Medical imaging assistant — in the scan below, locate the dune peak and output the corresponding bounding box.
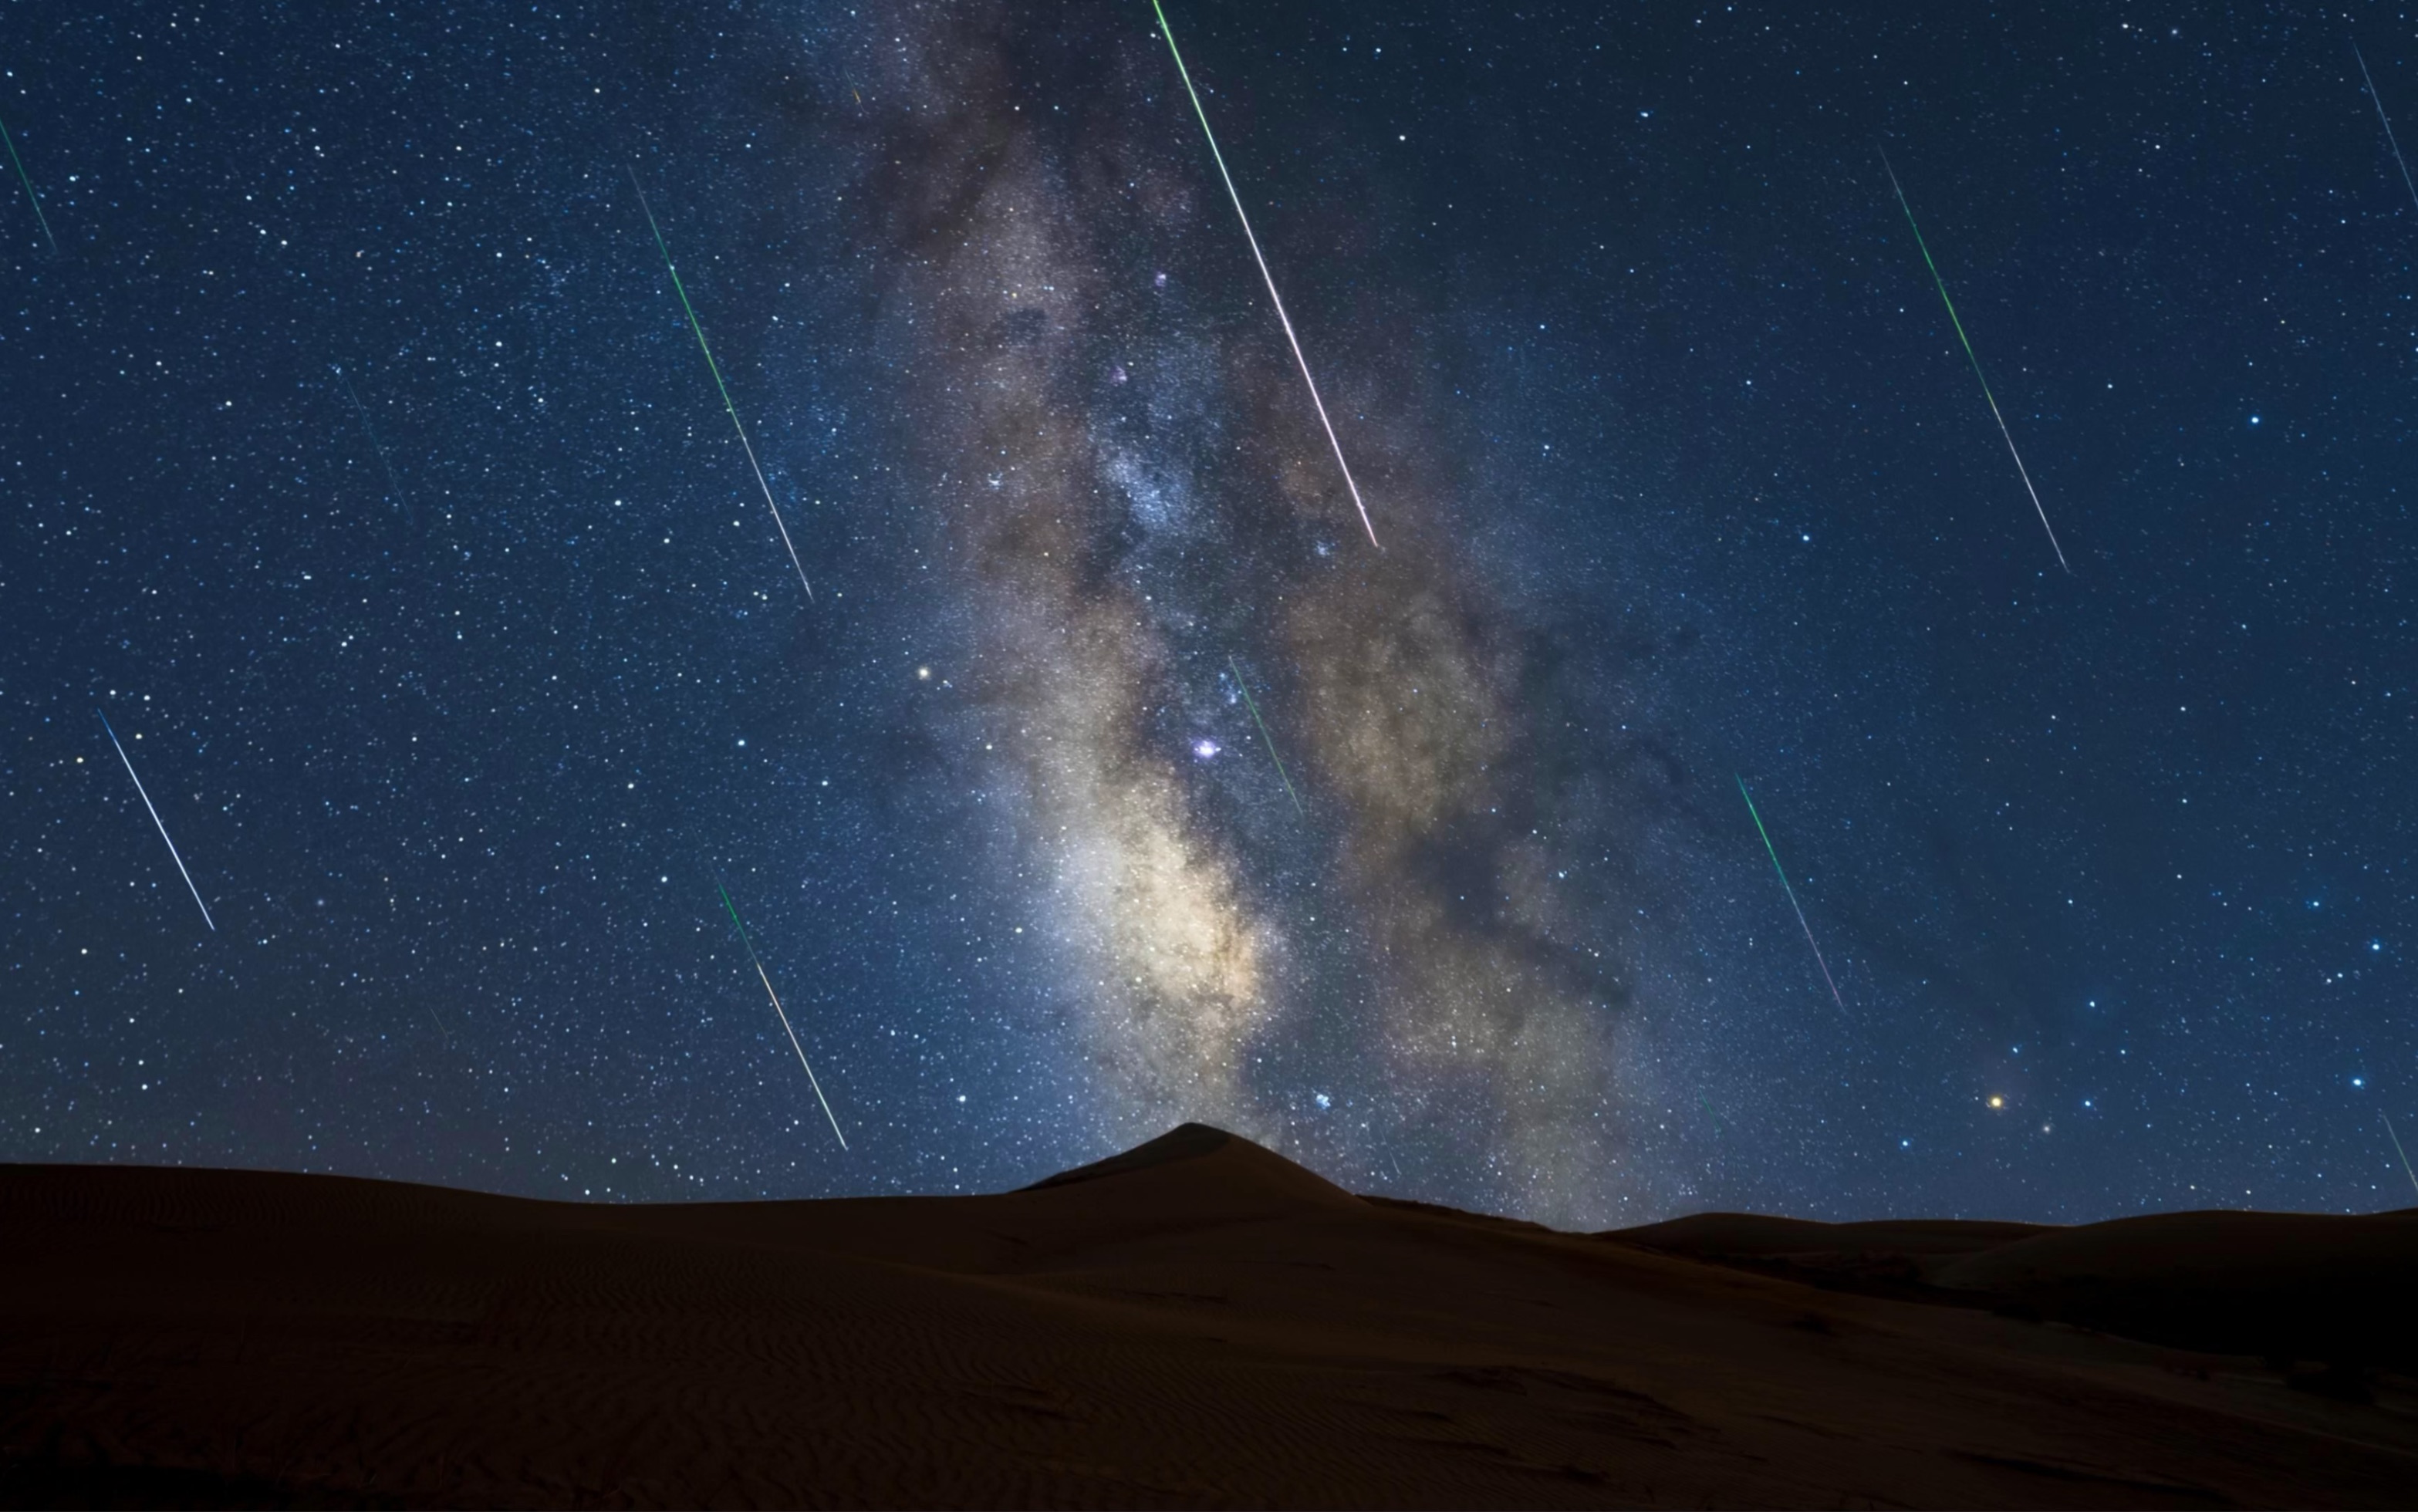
[1022,1122,1235,1190]
[1018,1123,1360,1214]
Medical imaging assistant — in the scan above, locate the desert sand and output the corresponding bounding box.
[5,1124,2415,1507]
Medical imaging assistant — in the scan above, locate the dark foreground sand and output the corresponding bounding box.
[5,1125,2416,1507]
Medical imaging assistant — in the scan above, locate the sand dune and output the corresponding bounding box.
[1616,1204,2418,1369]
[5,1126,2416,1507]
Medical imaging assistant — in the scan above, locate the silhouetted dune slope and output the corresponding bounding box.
[6,1135,2417,1508]
[1934,1209,2418,1364]
[1612,1205,2418,1368]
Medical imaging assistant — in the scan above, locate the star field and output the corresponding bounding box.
[5,2,2417,1227]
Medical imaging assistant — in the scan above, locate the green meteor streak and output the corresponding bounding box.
[715,871,848,1151]
[1738,776,1847,1013]
[1880,149,2069,574]
[0,111,57,255]
[1697,1090,1727,1136]
[630,168,815,602]
[1152,0,1380,549]
[2385,1111,2418,1202]
[1229,656,1304,817]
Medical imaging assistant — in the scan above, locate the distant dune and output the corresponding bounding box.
[1617,1203,2418,1369]
[5,1126,2416,1507]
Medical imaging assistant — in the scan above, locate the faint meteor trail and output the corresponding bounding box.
[1737,775,1845,1013]
[1229,656,1304,816]
[2353,42,2418,218]
[331,365,411,515]
[714,872,847,1150]
[630,167,816,602]
[1880,149,2069,574]
[0,112,56,255]
[1153,0,1380,550]
[98,711,214,933]
[2386,1111,2418,1201]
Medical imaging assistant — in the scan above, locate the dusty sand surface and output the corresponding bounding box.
[6,1125,2416,1507]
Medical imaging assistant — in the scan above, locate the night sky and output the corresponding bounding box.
[7,2,2418,1230]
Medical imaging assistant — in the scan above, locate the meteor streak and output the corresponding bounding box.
[1737,775,1845,1014]
[1881,149,2069,574]
[630,168,815,602]
[332,365,411,516]
[99,711,214,933]
[2353,42,2418,218]
[714,872,847,1150]
[1229,656,1304,816]
[0,112,56,255]
[1153,0,1380,550]
[2386,1111,2418,1201]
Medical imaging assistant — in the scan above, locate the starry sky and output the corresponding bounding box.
[6,1,2418,1229]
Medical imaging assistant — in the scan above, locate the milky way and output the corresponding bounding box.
[800,2,1708,1223]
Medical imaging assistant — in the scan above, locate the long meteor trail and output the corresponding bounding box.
[1881,149,2069,574]
[630,168,815,602]
[99,711,214,933]
[332,365,411,516]
[1229,656,1304,816]
[2354,42,2418,218]
[715,872,847,1150]
[1737,775,1845,1013]
[1153,0,1380,550]
[0,112,56,255]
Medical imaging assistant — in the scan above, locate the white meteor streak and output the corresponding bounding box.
[1882,148,2069,574]
[749,957,847,1151]
[99,711,214,932]
[2354,42,2418,218]
[630,168,816,602]
[332,364,412,516]
[1153,0,1381,550]
[2386,1111,2418,1202]
[717,874,847,1151]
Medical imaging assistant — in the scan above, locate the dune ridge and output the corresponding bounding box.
[5,1131,2416,1507]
